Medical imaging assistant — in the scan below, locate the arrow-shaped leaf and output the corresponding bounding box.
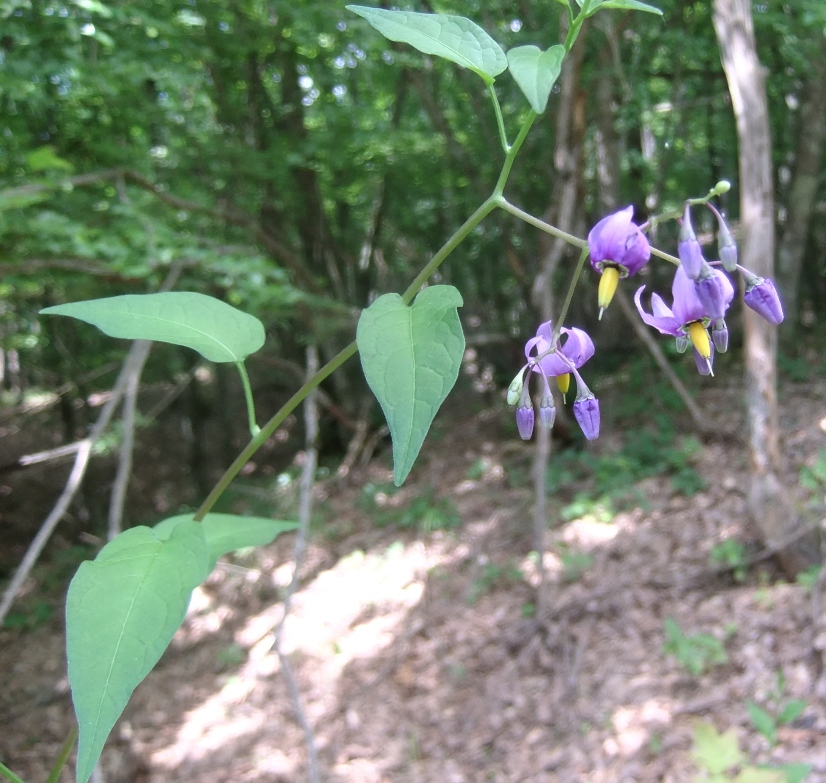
[153,513,298,571]
[41,292,265,363]
[507,44,565,113]
[67,521,209,783]
[346,5,507,84]
[357,285,465,486]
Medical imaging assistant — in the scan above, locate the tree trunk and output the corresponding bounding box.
[775,37,826,331]
[713,0,818,574]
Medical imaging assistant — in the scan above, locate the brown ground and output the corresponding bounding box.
[2,373,826,783]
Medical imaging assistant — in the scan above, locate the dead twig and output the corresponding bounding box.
[271,345,321,783]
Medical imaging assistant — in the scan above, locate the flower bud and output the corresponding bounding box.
[516,402,535,440]
[675,335,690,354]
[695,264,728,321]
[717,217,738,272]
[507,368,526,406]
[712,319,729,353]
[573,394,600,441]
[743,275,784,325]
[539,390,556,430]
[712,180,731,195]
[678,205,704,280]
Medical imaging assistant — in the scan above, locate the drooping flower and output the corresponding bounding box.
[678,204,705,280]
[516,399,535,440]
[742,270,784,325]
[524,321,595,383]
[634,264,733,374]
[588,205,651,318]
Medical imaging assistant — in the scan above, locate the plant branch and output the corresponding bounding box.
[488,84,511,153]
[235,361,260,436]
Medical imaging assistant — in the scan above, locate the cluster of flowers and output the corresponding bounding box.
[511,198,784,442]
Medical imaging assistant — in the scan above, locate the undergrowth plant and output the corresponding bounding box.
[0,3,793,782]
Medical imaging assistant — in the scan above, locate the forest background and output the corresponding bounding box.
[3,0,826,782]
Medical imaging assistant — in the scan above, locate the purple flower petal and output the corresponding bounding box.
[634,286,680,336]
[671,264,708,326]
[526,324,595,377]
[693,343,715,375]
[588,206,651,277]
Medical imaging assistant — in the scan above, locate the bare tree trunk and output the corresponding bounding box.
[713,0,818,574]
[776,37,826,331]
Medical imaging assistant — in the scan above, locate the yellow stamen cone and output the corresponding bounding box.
[687,321,711,358]
[556,373,570,403]
[598,266,620,320]
[688,321,714,375]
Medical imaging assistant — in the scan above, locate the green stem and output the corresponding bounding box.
[496,198,588,249]
[488,83,510,153]
[236,361,260,437]
[45,727,78,783]
[651,246,680,266]
[552,246,590,346]
[0,762,27,783]
[194,342,357,521]
[492,111,537,197]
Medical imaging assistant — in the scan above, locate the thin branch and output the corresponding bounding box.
[106,341,151,542]
[614,286,708,432]
[271,345,321,783]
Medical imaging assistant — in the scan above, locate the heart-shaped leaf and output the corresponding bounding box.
[153,513,298,571]
[346,5,506,84]
[67,521,210,783]
[595,0,663,15]
[357,285,464,486]
[507,45,565,113]
[41,292,265,362]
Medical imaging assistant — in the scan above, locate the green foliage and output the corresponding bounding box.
[663,617,727,675]
[357,285,465,486]
[690,721,812,783]
[2,601,53,631]
[468,561,524,603]
[506,45,565,113]
[558,546,594,581]
[41,293,266,363]
[746,671,808,747]
[346,6,508,85]
[798,449,826,509]
[152,513,298,571]
[67,521,210,783]
[710,538,749,582]
[795,565,821,591]
[360,484,461,534]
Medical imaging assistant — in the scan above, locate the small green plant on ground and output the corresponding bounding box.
[468,562,524,604]
[795,565,820,591]
[710,538,749,581]
[798,448,826,509]
[558,546,594,581]
[663,617,728,675]
[691,721,812,783]
[746,672,807,747]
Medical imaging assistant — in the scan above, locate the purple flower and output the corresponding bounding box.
[524,321,594,378]
[634,264,732,374]
[589,206,651,276]
[678,205,705,280]
[588,206,651,317]
[694,344,715,376]
[743,274,784,325]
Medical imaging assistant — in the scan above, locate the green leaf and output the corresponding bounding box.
[747,701,777,744]
[734,768,785,783]
[357,285,465,486]
[777,700,806,725]
[506,45,565,113]
[153,513,298,571]
[771,763,814,783]
[691,721,743,775]
[595,0,664,15]
[26,145,74,173]
[346,5,507,84]
[66,521,209,783]
[40,292,265,363]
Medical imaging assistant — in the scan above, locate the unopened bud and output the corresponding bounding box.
[675,335,691,354]
[539,391,556,430]
[507,369,526,406]
[516,402,535,440]
[712,319,729,353]
[712,180,731,195]
[743,274,784,325]
[695,264,728,321]
[678,205,704,280]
